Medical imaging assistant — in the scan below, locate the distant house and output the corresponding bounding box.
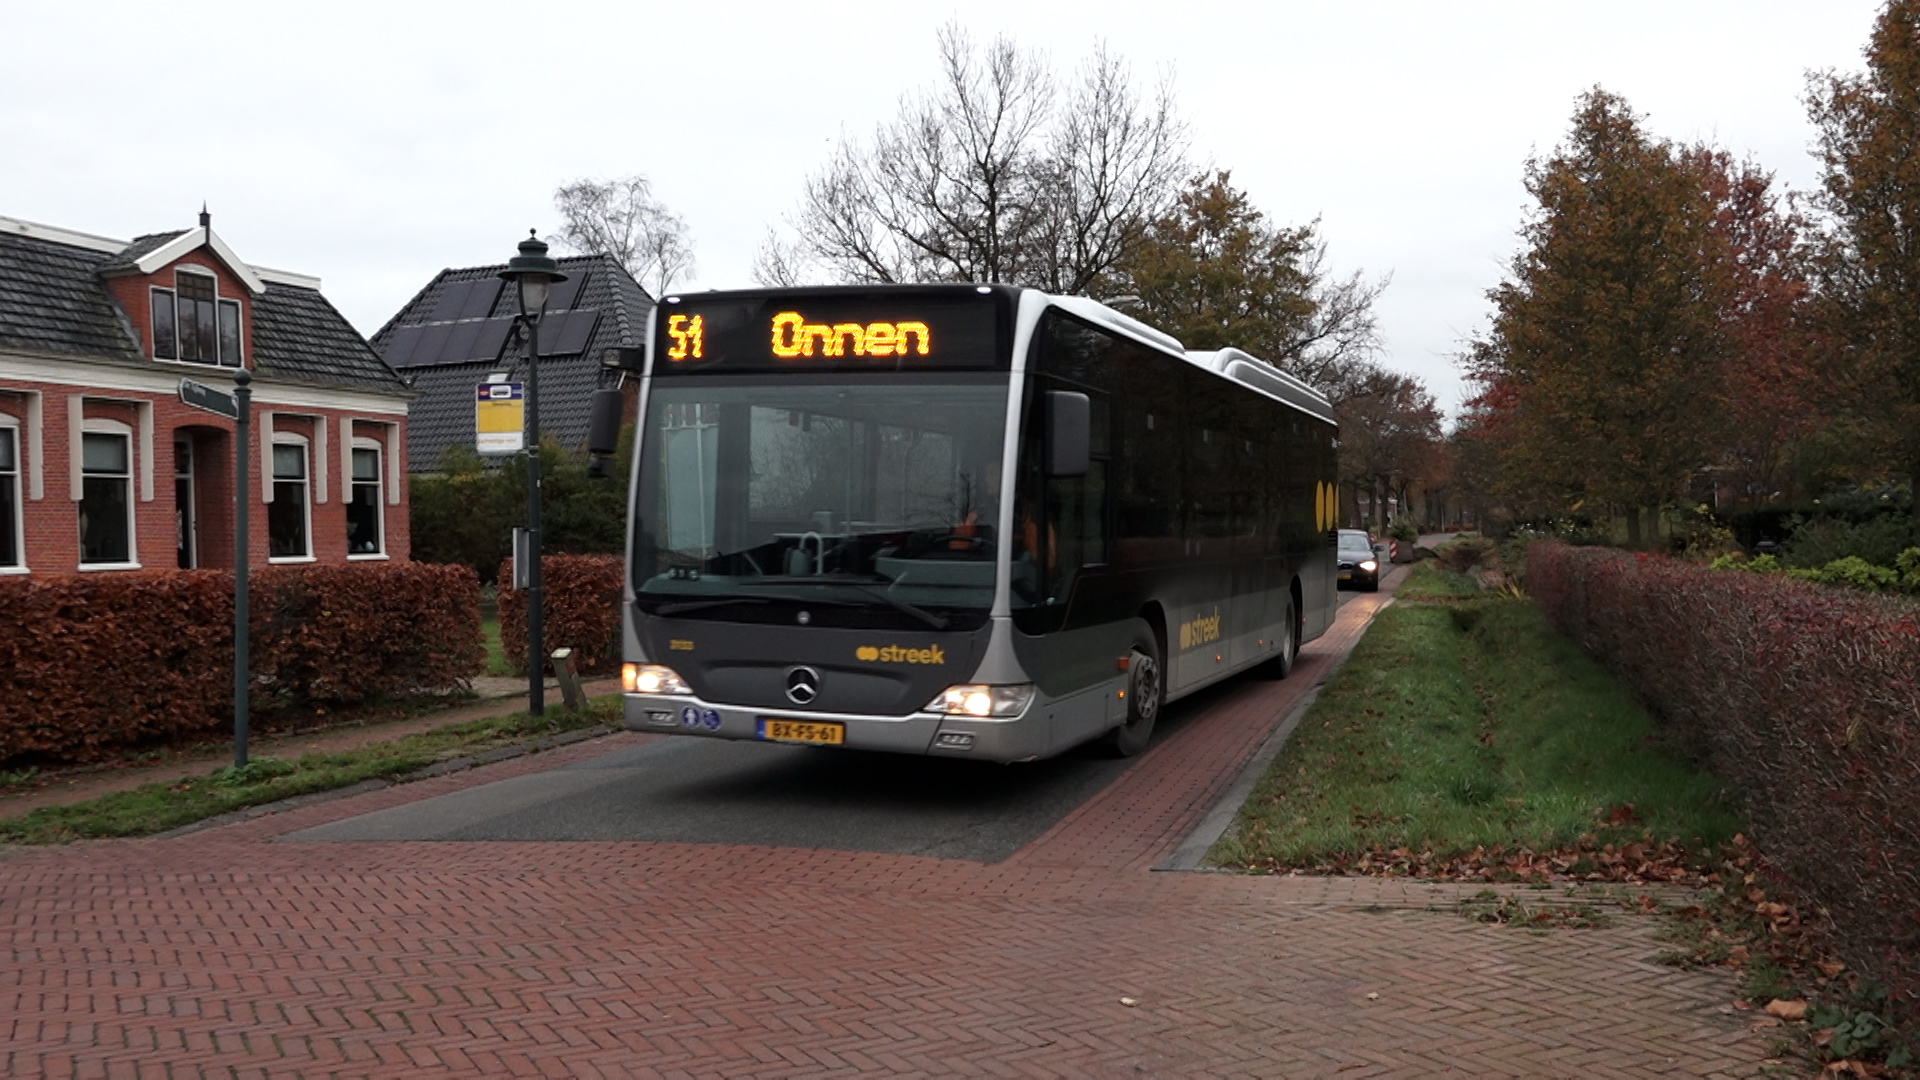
[371,254,653,473]
[0,212,412,577]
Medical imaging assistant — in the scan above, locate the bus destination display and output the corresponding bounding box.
[653,290,1004,374]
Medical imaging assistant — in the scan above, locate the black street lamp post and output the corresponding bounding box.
[499,232,568,716]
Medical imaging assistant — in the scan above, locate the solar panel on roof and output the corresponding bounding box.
[381,325,425,367]
[538,310,601,356]
[468,317,514,362]
[428,280,478,322]
[444,320,484,362]
[409,322,454,366]
[460,279,503,320]
[544,270,587,312]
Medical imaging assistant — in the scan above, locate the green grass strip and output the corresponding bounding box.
[1209,565,1740,868]
[0,697,621,845]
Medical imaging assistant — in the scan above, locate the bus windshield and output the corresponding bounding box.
[633,376,1009,629]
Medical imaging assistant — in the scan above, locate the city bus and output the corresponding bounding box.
[599,284,1338,763]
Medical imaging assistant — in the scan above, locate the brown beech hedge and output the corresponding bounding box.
[0,563,484,763]
[1529,541,1920,1007]
[496,554,624,676]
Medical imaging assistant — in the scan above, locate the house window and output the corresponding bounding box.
[346,443,384,556]
[150,273,242,366]
[268,440,311,559]
[151,288,178,361]
[78,431,133,565]
[0,424,21,570]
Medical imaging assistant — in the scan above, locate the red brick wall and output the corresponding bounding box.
[0,376,408,575]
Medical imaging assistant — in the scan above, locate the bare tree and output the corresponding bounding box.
[1282,243,1391,395]
[551,175,695,297]
[758,25,1187,291]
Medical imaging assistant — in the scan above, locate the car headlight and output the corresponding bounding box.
[926,684,1036,718]
[623,662,693,695]
[1360,560,1378,572]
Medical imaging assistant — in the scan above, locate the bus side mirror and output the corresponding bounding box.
[585,388,624,479]
[601,346,646,373]
[1044,390,1090,478]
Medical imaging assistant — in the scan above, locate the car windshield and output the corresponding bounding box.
[633,376,1009,629]
[1338,532,1374,554]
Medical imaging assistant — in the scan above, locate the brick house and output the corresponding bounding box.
[0,212,412,577]
[371,253,651,473]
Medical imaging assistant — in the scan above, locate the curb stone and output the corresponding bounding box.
[147,725,617,841]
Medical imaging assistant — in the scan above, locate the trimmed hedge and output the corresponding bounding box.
[0,563,484,764]
[496,554,625,676]
[1528,542,1920,1008]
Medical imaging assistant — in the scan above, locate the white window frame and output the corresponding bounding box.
[76,419,139,571]
[267,433,315,564]
[150,270,243,368]
[0,415,24,573]
[345,435,387,560]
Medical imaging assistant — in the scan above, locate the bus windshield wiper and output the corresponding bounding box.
[655,597,774,615]
[655,592,864,615]
[850,586,949,630]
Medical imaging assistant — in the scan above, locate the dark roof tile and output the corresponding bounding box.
[95,231,187,273]
[0,231,143,360]
[250,284,408,394]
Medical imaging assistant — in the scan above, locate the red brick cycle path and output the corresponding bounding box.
[2,579,1768,1078]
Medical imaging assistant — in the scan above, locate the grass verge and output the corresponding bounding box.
[482,616,516,676]
[0,696,620,845]
[1207,562,1741,876]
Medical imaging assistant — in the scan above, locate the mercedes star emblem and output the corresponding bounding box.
[785,666,821,706]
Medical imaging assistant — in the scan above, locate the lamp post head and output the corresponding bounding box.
[498,229,568,314]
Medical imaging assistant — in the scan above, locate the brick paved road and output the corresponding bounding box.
[1,584,1767,1078]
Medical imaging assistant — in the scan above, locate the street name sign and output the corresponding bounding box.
[178,378,240,420]
[476,381,525,455]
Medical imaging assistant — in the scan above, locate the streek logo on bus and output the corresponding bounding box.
[855,645,946,665]
[1179,608,1222,651]
[771,313,931,359]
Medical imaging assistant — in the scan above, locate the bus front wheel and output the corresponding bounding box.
[1104,640,1163,757]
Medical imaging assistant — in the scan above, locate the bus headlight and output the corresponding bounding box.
[624,663,692,695]
[1359,560,1378,572]
[927,684,1036,718]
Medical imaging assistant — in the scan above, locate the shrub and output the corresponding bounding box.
[1435,536,1496,572]
[251,563,485,707]
[1528,541,1920,1013]
[496,554,625,676]
[0,563,484,764]
[1714,547,1920,595]
[1784,514,1917,569]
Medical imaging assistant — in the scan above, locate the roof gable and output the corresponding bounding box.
[101,225,266,295]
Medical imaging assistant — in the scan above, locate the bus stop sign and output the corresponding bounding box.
[476,381,525,455]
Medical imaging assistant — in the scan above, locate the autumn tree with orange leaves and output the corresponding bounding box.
[1808,0,1920,532]
[1463,89,1735,545]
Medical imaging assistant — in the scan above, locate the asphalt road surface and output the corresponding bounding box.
[283,590,1367,861]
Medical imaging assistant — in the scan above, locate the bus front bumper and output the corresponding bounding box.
[619,693,1050,763]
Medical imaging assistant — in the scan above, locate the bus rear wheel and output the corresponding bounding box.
[1103,641,1162,757]
[1258,597,1298,679]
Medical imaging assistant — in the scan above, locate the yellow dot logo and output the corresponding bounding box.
[856,646,880,661]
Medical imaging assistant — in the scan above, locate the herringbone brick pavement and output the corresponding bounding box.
[0,583,1770,1078]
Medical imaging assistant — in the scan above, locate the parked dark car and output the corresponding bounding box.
[1337,529,1383,591]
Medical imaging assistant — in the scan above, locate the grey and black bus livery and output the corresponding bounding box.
[597,284,1339,763]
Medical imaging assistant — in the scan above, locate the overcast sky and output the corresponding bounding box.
[1,1,1888,416]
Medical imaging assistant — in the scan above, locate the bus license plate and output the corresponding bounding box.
[759,719,845,746]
